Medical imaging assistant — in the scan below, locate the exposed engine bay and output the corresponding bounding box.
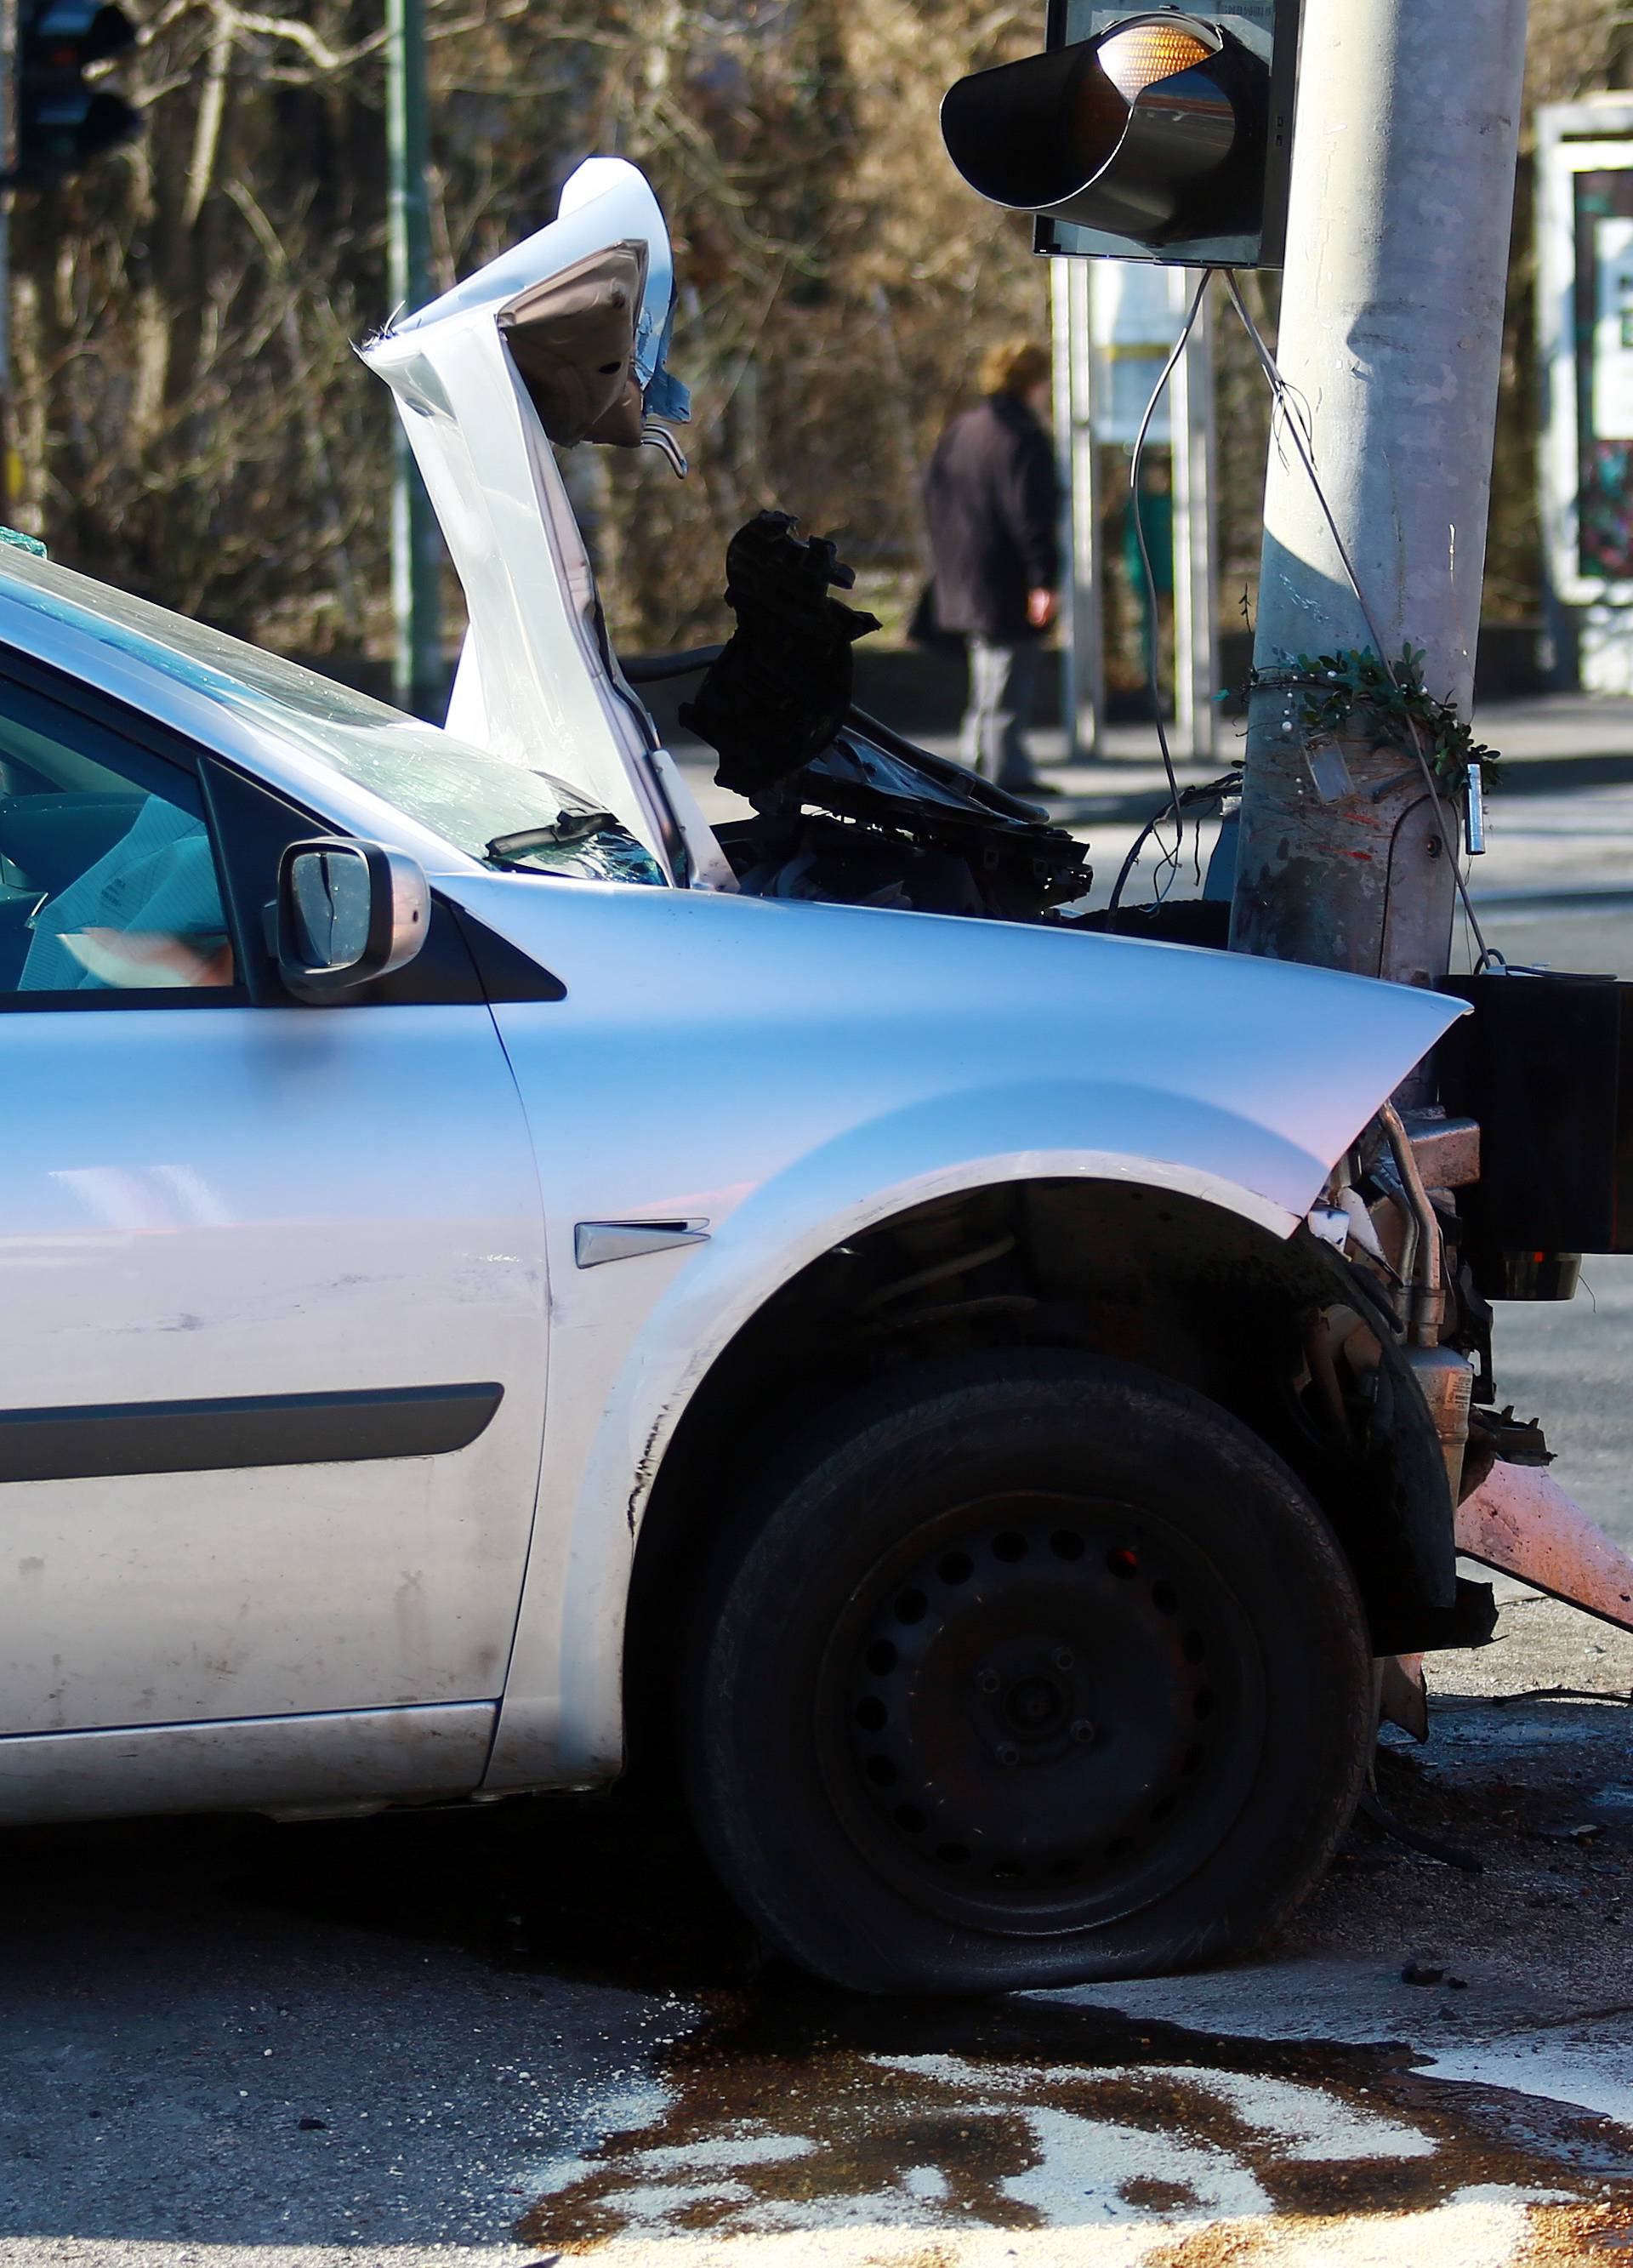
[628,511,1091,922]
[715,727,1090,920]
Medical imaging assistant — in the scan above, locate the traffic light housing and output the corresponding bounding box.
[18,0,139,185]
[941,1,1299,268]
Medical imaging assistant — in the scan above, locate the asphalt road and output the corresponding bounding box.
[3,1603,1632,2268]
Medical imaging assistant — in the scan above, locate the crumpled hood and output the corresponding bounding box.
[384,157,682,401]
[444,868,1467,1228]
[359,158,725,887]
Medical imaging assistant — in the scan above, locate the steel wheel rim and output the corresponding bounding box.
[813,1490,1267,1935]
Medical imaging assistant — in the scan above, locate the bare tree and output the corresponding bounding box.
[10,0,1062,658]
[16,0,1604,665]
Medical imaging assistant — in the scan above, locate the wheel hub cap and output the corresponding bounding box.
[818,1496,1265,1935]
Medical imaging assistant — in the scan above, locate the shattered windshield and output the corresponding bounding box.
[0,549,663,884]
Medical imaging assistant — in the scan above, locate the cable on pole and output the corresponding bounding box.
[1109,266,1215,930]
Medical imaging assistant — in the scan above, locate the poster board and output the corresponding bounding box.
[1538,114,1633,603]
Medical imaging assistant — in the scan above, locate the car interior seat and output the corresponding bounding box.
[0,792,146,987]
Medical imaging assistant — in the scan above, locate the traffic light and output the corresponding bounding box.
[17,0,139,185]
[941,2,1299,268]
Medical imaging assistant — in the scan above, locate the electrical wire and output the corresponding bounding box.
[1112,267,1215,929]
[1220,270,1497,972]
[1357,1785,1482,1873]
[1488,1684,1633,1708]
[1107,769,1241,919]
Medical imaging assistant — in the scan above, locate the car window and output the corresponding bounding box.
[0,550,663,885]
[0,698,235,1000]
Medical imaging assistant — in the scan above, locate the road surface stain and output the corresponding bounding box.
[515,1989,1633,2263]
[190,1735,1632,2265]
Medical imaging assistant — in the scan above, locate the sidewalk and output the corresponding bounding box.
[675,688,1633,912]
[908,691,1633,908]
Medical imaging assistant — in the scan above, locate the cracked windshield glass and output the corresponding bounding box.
[0,550,661,882]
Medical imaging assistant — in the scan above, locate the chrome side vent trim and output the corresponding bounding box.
[574,1218,710,1269]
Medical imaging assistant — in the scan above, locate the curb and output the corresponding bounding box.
[1471,885,1633,915]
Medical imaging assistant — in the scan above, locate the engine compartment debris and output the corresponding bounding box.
[678,513,1092,920]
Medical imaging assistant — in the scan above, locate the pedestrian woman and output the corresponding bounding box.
[920,339,1060,795]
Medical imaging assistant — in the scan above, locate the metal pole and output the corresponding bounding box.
[1051,255,1103,761]
[0,0,14,517]
[1050,260,1077,760]
[1169,275,1215,764]
[386,0,441,716]
[1229,0,1528,983]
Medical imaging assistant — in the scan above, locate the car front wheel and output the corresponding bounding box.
[684,1350,1374,1993]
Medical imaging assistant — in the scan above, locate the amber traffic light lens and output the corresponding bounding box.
[1096,20,1213,99]
[938,9,1277,260]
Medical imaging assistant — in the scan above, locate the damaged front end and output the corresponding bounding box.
[362,154,1633,1713]
[362,157,1087,928]
[636,510,1091,921]
[1304,1082,1633,1735]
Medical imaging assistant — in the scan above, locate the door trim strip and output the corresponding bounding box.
[0,1381,504,1484]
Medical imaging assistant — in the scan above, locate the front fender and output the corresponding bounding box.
[462,873,1465,1794]
[483,1084,1306,1792]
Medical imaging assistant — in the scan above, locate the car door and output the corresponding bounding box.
[0,666,549,1764]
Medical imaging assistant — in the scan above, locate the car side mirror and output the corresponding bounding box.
[274,838,430,1003]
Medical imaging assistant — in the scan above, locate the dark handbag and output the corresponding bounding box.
[908,579,964,658]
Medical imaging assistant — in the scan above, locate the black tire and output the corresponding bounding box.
[683,1350,1373,1993]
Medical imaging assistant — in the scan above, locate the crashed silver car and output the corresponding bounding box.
[0,157,1611,1996]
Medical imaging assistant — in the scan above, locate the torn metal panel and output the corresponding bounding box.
[1378,1653,1428,1742]
[1455,1460,1633,1636]
[360,157,729,890]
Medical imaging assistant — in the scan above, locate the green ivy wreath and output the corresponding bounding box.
[1245,644,1498,795]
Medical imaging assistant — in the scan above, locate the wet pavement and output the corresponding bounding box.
[0,1601,1630,2267]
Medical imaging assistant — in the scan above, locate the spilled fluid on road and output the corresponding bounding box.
[6,1747,1631,2265]
[508,1982,1633,2263]
[197,1785,1633,2264]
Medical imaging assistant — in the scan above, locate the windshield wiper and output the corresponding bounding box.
[485,811,622,867]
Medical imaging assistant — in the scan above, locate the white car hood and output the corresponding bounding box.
[360,159,727,888]
[445,869,1469,1233]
